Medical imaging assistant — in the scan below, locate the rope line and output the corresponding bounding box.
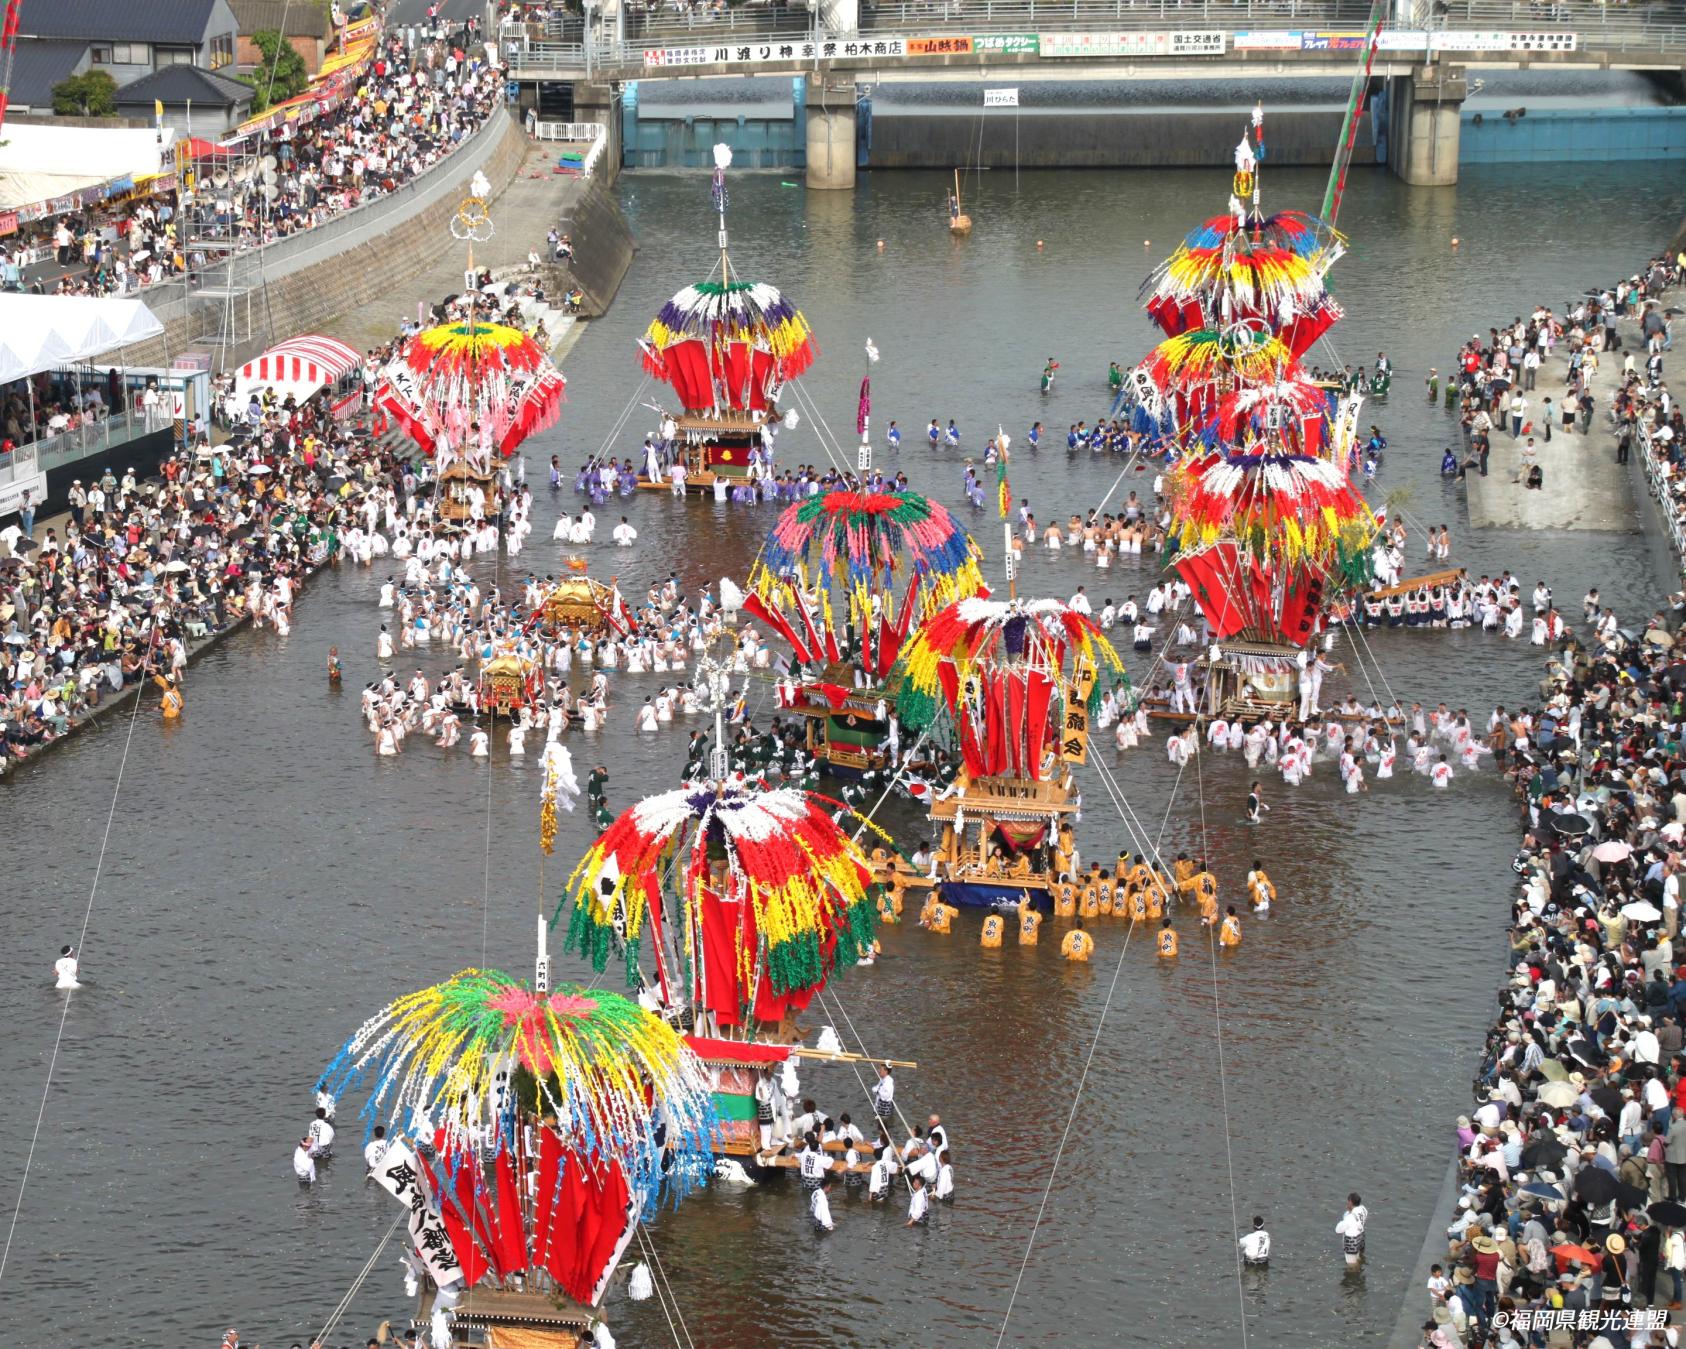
[0,627,160,1291]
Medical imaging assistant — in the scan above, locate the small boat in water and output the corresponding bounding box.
[947,169,972,235]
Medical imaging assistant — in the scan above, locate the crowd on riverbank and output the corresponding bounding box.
[1416,259,1686,1349]
[5,23,504,300]
[0,260,583,774]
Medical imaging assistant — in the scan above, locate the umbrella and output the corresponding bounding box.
[1519,1181,1567,1202]
[162,560,190,574]
[1588,1085,1624,1116]
[1539,1060,1571,1083]
[1563,1037,1603,1067]
[1650,1200,1686,1227]
[1593,840,1633,863]
[1574,1166,1620,1205]
[1550,813,1593,837]
[246,464,273,475]
[1621,900,1663,923]
[1521,1134,1570,1170]
[1552,1241,1601,1271]
[1536,1080,1579,1108]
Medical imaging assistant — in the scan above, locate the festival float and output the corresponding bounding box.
[636,145,815,498]
[1132,113,1379,722]
[376,177,566,527]
[317,964,716,1348]
[887,597,1125,910]
[740,488,987,781]
[559,781,915,1172]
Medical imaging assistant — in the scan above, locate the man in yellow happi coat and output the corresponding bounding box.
[1060,919,1093,962]
[1018,894,1042,944]
[154,674,184,719]
[1218,906,1243,948]
[1053,880,1077,918]
[1171,853,1196,887]
[1246,859,1276,912]
[1156,918,1179,959]
[1179,859,1218,924]
[981,914,1004,947]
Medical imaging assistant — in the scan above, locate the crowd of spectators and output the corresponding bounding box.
[0,22,507,301]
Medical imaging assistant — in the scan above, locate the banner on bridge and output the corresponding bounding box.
[1037,31,1226,58]
[974,33,1040,56]
[641,37,909,67]
[1233,29,1576,53]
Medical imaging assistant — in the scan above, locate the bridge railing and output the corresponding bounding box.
[504,0,1686,70]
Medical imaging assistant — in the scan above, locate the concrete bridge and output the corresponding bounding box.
[501,0,1686,186]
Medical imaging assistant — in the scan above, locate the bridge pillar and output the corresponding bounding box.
[1388,66,1466,188]
[805,77,858,190]
[572,81,622,183]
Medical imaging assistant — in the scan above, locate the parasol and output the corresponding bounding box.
[1572,1166,1620,1206]
[638,280,815,415]
[1621,899,1663,923]
[560,784,883,1029]
[1650,1200,1686,1227]
[1549,812,1593,837]
[1587,1085,1624,1116]
[742,488,987,679]
[377,320,565,468]
[1552,1242,1601,1271]
[1518,1180,1566,1202]
[1535,1080,1579,1108]
[1520,1134,1569,1171]
[1591,840,1633,863]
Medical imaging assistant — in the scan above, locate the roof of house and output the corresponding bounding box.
[229,0,332,39]
[7,38,88,109]
[111,65,255,110]
[16,0,225,44]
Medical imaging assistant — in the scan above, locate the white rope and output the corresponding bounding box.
[994,750,1191,1347]
[785,377,850,478]
[635,1220,695,1349]
[632,1224,684,1349]
[1191,738,1250,1349]
[814,985,916,1194]
[312,1210,405,1347]
[0,627,160,1291]
[587,374,651,467]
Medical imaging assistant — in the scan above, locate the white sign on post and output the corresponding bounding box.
[983,88,1019,107]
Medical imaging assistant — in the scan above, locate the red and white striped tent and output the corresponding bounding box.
[232,334,362,403]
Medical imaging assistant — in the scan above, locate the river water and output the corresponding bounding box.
[3,161,1685,1348]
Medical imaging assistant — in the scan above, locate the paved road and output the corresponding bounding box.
[385,0,488,29]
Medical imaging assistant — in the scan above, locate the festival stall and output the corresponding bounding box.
[228,334,364,418]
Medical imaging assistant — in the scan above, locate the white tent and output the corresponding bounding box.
[0,295,166,384]
[0,124,175,211]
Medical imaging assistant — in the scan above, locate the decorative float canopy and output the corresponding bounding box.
[742,488,988,679]
[897,597,1125,782]
[1166,449,1378,644]
[377,320,565,466]
[1142,119,1346,356]
[638,280,816,415]
[560,785,880,1029]
[319,970,716,1307]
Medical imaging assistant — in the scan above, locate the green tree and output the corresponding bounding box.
[51,70,118,117]
[242,30,310,113]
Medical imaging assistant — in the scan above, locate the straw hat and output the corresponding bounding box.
[1472,1234,1499,1254]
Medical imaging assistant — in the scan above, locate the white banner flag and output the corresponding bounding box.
[983,88,1019,107]
[372,1142,466,1288]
